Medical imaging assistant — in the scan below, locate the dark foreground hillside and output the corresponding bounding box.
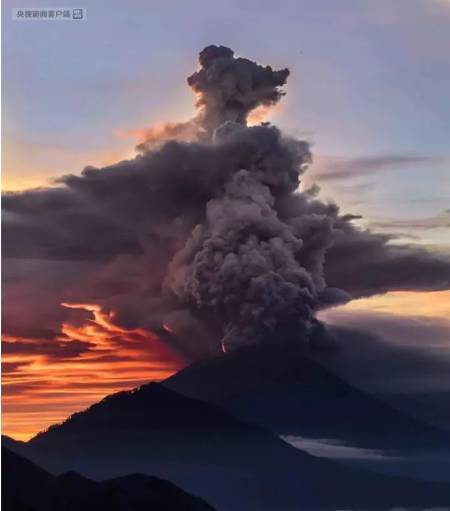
[165,343,450,481]
[2,447,216,511]
[8,382,450,511]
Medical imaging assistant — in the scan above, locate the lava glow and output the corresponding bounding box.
[162,323,175,334]
[2,302,186,440]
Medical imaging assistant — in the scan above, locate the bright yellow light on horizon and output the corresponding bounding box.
[334,290,450,319]
[2,140,137,192]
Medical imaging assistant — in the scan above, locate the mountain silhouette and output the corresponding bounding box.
[8,381,450,510]
[164,343,450,480]
[2,435,26,452]
[2,446,216,511]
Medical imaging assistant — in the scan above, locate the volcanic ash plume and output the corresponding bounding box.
[163,47,334,351]
[138,45,290,150]
[168,167,317,351]
[3,45,450,358]
[188,45,289,134]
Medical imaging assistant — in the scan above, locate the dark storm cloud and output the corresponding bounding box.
[313,154,441,182]
[3,45,450,357]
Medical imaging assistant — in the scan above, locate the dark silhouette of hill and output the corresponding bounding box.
[163,345,450,481]
[164,344,448,446]
[2,446,216,511]
[164,344,450,481]
[2,435,26,452]
[12,382,450,510]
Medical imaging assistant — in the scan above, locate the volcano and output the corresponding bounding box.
[5,370,450,511]
[164,343,450,481]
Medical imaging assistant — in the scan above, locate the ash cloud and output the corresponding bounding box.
[137,45,290,150]
[3,45,450,358]
[312,154,442,182]
[369,210,450,231]
[187,45,289,135]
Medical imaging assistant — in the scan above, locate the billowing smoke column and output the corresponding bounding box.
[169,166,317,351]
[3,46,450,358]
[137,45,290,148]
[165,46,326,350]
[188,45,289,135]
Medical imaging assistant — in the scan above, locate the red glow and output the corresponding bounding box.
[162,323,175,334]
[2,302,186,440]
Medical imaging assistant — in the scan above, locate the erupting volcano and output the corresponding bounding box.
[3,43,450,511]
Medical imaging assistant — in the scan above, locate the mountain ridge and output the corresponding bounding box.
[2,446,217,511]
[164,343,450,448]
[5,379,450,510]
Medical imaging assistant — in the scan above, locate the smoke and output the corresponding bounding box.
[137,44,289,150]
[188,45,289,135]
[3,45,450,358]
[167,168,317,351]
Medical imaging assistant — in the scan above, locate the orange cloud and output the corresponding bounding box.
[115,120,198,149]
[247,103,279,126]
[2,302,186,440]
[2,138,136,192]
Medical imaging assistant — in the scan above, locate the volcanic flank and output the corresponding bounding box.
[3,45,450,362]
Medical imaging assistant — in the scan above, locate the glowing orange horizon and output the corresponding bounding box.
[322,289,450,319]
[3,291,450,441]
[2,302,186,441]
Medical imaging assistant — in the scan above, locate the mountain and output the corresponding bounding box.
[11,382,450,510]
[2,434,27,452]
[2,446,216,511]
[164,343,450,480]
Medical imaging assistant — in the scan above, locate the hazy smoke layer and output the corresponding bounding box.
[3,46,450,357]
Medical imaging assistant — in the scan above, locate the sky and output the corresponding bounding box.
[2,0,450,439]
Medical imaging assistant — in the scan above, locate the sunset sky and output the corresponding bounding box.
[2,0,450,440]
